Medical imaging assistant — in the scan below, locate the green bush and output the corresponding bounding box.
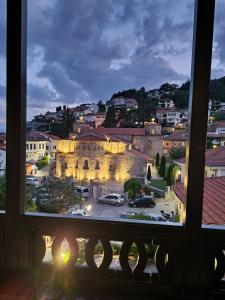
[35,179,83,213]
[36,157,49,170]
[170,147,186,159]
[123,178,141,199]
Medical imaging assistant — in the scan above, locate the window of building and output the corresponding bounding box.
[83,160,89,170]
[95,160,100,170]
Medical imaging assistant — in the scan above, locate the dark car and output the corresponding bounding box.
[129,196,155,208]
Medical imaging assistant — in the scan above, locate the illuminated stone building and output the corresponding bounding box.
[56,129,149,183]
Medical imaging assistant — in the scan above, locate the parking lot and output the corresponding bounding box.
[82,197,176,220]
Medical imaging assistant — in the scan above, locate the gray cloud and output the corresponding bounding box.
[0,0,220,121]
[26,0,195,111]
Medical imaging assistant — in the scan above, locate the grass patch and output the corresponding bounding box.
[150,179,167,191]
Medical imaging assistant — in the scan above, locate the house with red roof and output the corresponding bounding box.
[163,132,187,154]
[172,177,225,225]
[26,131,61,161]
[156,108,181,126]
[173,146,225,183]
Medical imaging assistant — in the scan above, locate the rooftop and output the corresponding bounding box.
[164,133,187,141]
[93,127,146,136]
[174,146,225,166]
[173,176,225,225]
[26,131,61,142]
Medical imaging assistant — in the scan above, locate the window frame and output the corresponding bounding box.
[4,0,222,271]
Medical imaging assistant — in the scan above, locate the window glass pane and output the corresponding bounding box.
[26,0,194,224]
[0,0,6,212]
[202,1,225,228]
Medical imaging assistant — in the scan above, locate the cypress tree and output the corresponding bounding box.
[159,155,166,178]
[147,165,152,181]
[156,152,160,168]
[166,165,174,186]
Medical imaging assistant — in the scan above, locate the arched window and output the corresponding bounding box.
[83,159,89,170]
[95,160,100,170]
[109,164,114,172]
[75,160,79,169]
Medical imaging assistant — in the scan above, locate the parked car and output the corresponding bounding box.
[129,196,155,208]
[71,208,88,216]
[26,176,39,186]
[98,194,125,206]
[74,186,89,198]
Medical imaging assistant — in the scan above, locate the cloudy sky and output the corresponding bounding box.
[1,0,225,129]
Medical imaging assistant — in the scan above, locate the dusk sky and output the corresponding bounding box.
[1,0,225,129]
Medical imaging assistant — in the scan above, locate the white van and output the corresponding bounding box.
[74,186,89,198]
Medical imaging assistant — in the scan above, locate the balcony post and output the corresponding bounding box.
[5,0,27,272]
[184,0,215,230]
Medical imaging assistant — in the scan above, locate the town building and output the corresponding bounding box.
[174,146,225,182]
[106,97,138,110]
[163,132,187,155]
[172,176,225,225]
[207,121,225,146]
[158,98,175,109]
[26,131,61,161]
[95,112,107,127]
[156,108,181,126]
[56,129,150,186]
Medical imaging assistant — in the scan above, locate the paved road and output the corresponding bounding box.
[82,197,176,219]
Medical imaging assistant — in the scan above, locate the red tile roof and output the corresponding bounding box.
[174,146,225,166]
[75,131,107,142]
[26,131,61,142]
[164,133,187,141]
[173,177,225,224]
[93,127,145,136]
[127,148,150,161]
[208,121,225,132]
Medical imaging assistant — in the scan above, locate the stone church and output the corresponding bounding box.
[56,128,150,184]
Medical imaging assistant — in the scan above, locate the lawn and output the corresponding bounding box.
[150,179,167,191]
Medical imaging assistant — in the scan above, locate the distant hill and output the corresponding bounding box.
[111,76,225,110]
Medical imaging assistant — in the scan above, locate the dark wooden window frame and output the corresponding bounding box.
[3,0,225,294]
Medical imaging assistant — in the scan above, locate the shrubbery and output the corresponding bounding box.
[170,147,186,159]
[35,179,83,213]
[36,156,49,170]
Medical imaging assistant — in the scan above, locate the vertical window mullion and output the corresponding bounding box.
[184,0,215,230]
[5,0,27,270]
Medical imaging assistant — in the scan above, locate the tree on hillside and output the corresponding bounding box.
[159,83,178,93]
[97,100,106,112]
[156,153,160,168]
[158,155,166,178]
[123,178,141,199]
[167,165,175,186]
[147,165,152,181]
[103,105,117,127]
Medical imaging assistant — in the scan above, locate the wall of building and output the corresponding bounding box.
[55,139,146,183]
[147,135,163,158]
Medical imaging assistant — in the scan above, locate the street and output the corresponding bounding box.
[81,197,176,220]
